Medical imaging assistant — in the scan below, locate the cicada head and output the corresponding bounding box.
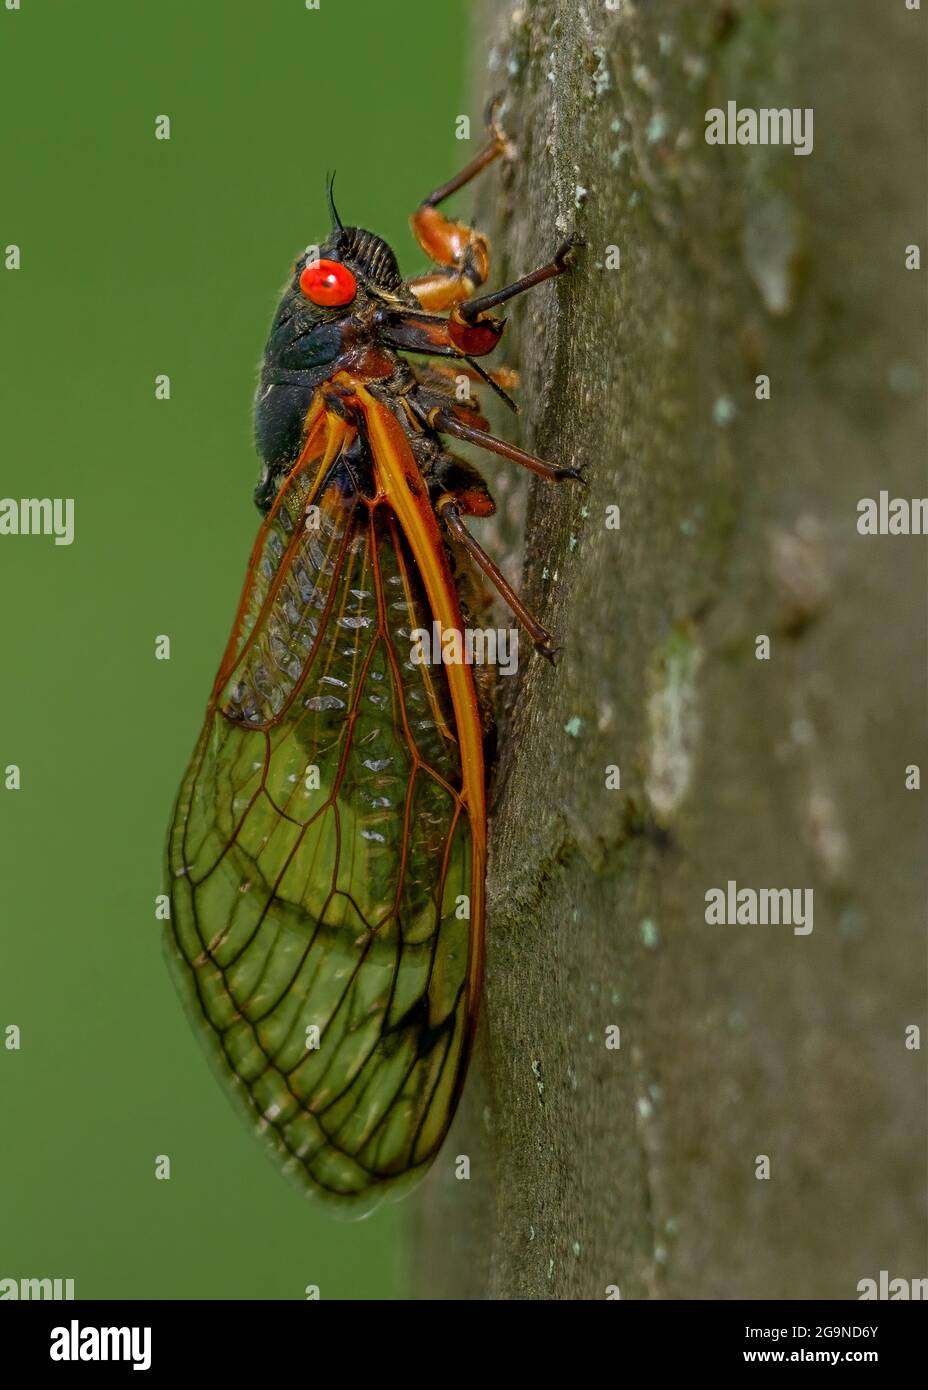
[255,210,412,509]
[290,223,413,314]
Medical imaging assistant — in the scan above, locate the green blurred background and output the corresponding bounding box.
[0,0,470,1300]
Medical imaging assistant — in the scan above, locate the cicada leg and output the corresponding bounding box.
[406,100,510,312]
[386,237,582,361]
[436,492,557,661]
[422,360,519,393]
[454,238,581,324]
[427,405,585,484]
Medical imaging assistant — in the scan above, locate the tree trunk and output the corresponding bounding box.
[413,0,926,1299]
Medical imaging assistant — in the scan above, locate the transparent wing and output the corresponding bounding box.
[166,421,482,1203]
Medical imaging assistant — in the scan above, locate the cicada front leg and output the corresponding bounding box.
[406,101,510,313]
[383,235,582,363]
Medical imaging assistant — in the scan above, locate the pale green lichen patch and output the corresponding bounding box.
[644,629,703,824]
[640,917,660,950]
[742,189,800,316]
[646,111,669,144]
[592,46,612,99]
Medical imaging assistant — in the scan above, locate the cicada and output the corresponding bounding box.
[165,111,580,1206]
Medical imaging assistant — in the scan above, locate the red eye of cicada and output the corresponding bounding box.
[299,258,357,307]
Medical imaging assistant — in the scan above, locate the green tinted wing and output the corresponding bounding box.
[166,449,480,1204]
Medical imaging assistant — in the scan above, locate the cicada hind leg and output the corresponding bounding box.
[435,488,558,663]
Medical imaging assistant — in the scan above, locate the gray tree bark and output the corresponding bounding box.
[412,0,926,1299]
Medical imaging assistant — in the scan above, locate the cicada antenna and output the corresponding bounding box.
[325,170,347,245]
